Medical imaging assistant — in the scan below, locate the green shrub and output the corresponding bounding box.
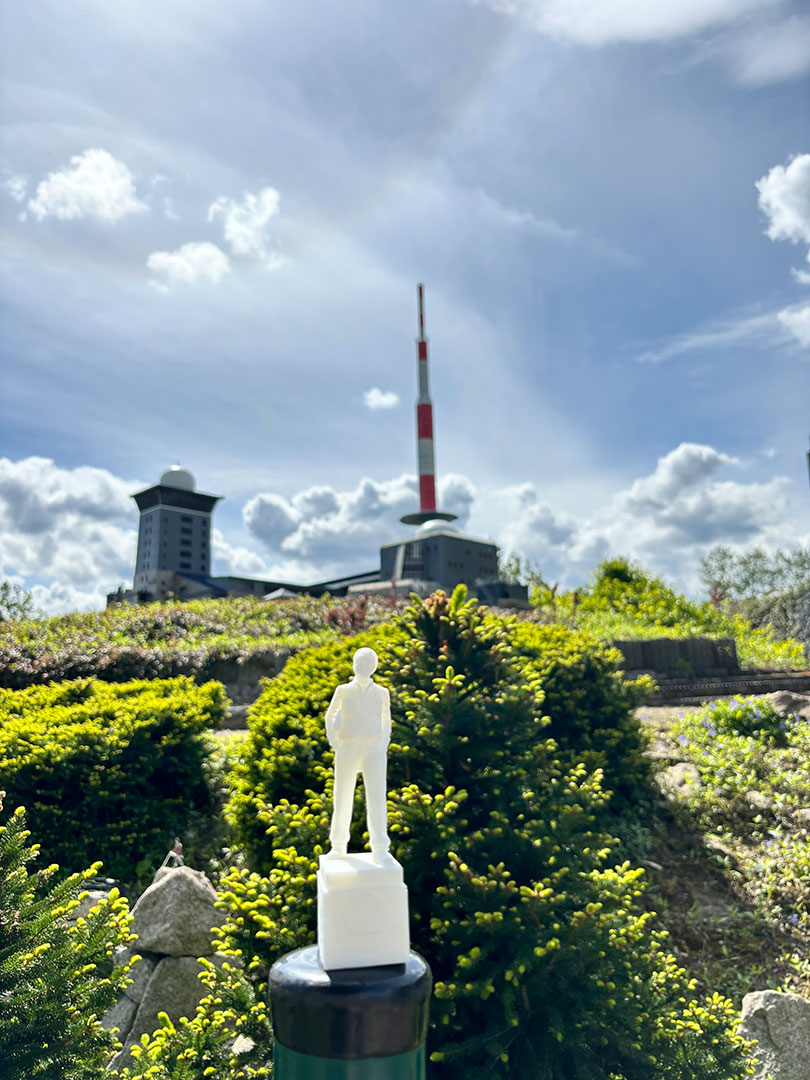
[0,677,227,884]
[0,795,134,1079]
[222,590,753,1079]
[115,961,272,1080]
[510,621,654,806]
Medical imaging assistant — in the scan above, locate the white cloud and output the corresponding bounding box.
[208,186,284,267]
[778,303,810,347]
[0,448,803,613]
[2,173,27,202]
[146,241,231,285]
[244,474,474,576]
[0,457,137,611]
[757,153,810,246]
[756,153,810,349]
[726,15,810,84]
[477,0,779,47]
[636,311,786,363]
[492,442,798,593]
[364,387,400,410]
[211,529,274,578]
[26,148,147,223]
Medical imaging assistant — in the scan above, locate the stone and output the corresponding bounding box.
[764,691,810,717]
[102,994,138,1038]
[658,762,702,797]
[113,955,224,1069]
[745,790,775,812]
[795,808,810,828]
[317,852,409,970]
[115,947,159,1004]
[739,989,810,1079]
[130,866,222,957]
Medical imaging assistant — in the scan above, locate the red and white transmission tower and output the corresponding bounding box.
[400,283,457,527]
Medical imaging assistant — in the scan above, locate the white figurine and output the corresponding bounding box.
[325,647,391,858]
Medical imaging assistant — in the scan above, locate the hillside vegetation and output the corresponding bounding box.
[529,557,806,670]
[2,556,808,1078]
[0,593,397,689]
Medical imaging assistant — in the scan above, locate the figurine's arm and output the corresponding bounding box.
[325,685,344,749]
[380,686,391,744]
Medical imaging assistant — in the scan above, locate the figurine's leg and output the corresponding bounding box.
[361,745,390,854]
[330,747,358,855]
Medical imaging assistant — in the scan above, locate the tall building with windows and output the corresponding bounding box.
[109,466,379,606]
[130,467,222,602]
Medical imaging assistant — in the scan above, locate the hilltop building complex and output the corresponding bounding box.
[108,286,526,608]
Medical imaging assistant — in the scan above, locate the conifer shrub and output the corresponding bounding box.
[510,621,654,806]
[115,962,272,1080]
[0,677,227,883]
[221,590,753,1078]
[0,795,134,1079]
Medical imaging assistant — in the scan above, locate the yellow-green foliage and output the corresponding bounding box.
[222,590,753,1079]
[0,593,398,689]
[0,796,135,1079]
[535,557,805,671]
[116,961,272,1080]
[0,677,227,883]
[510,622,654,806]
[672,696,810,935]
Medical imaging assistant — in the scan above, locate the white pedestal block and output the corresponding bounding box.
[317,852,410,970]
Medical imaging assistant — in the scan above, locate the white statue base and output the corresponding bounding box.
[317,852,410,970]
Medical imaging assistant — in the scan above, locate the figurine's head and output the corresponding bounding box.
[353,647,378,679]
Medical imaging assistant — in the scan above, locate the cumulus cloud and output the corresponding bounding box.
[756,153,810,350]
[208,186,284,267]
[26,148,147,223]
[757,153,810,246]
[244,474,474,576]
[0,457,137,612]
[778,303,810,347]
[146,241,231,285]
[364,387,400,410]
[0,448,802,615]
[492,443,797,593]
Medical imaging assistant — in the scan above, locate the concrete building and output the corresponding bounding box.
[108,467,526,608]
[108,467,380,606]
[131,467,220,600]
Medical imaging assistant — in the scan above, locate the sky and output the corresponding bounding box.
[1,0,809,614]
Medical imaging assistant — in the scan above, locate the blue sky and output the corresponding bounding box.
[1,0,809,612]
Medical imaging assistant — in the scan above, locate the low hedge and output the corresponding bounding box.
[0,594,398,689]
[0,676,227,883]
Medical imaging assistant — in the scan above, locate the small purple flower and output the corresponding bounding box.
[678,735,688,745]
[789,914,799,925]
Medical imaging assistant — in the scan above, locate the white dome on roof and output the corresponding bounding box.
[416,519,458,535]
[160,466,196,491]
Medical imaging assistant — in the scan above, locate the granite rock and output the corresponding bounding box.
[130,866,222,956]
[739,990,810,1080]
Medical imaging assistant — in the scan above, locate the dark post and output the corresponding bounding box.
[269,945,432,1079]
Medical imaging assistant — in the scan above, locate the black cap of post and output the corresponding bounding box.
[270,945,432,1060]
